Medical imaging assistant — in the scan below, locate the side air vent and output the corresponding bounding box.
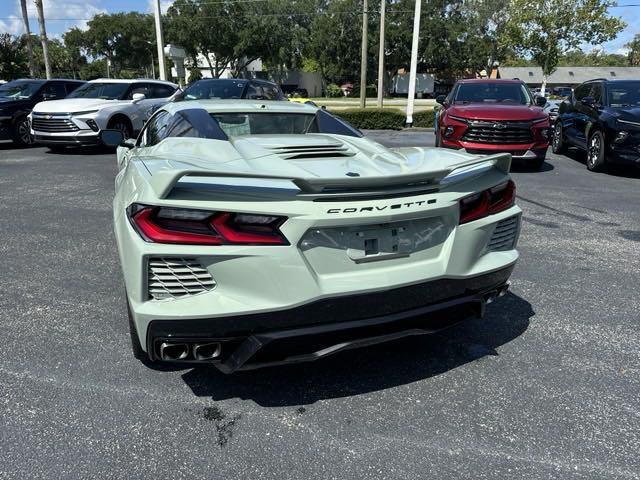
[269,143,355,160]
[487,216,520,251]
[147,257,216,300]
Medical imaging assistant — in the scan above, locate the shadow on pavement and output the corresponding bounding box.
[563,148,640,179]
[511,160,554,173]
[181,291,533,407]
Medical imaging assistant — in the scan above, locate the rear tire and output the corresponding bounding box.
[12,115,34,146]
[551,122,566,154]
[107,116,133,140]
[586,130,607,172]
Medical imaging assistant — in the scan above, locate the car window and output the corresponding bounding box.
[258,83,283,100]
[138,111,171,147]
[165,109,228,140]
[573,84,590,101]
[453,83,531,105]
[67,82,130,99]
[245,83,264,100]
[0,80,44,99]
[607,82,640,107]
[126,83,151,100]
[589,83,603,104]
[42,82,67,99]
[64,82,84,95]
[182,80,247,100]
[149,84,176,99]
[211,112,316,136]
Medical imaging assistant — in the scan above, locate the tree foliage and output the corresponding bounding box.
[502,0,625,80]
[627,34,640,67]
[0,34,29,80]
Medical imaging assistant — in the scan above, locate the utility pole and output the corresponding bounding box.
[34,0,51,79]
[376,0,386,108]
[359,0,368,109]
[153,0,167,80]
[405,0,421,126]
[20,0,35,77]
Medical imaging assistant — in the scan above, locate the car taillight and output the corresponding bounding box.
[128,205,288,245]
[459,180,515,224]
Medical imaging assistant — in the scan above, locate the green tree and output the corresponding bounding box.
[627,34,640,66]
[83,12,155,77]
[503,0,625,95]
[0,34,28,80]
[62,28,89,79]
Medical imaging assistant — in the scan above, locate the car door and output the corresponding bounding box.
[582,82,603,142]
[117,110,172,173]
[571,83,592,148]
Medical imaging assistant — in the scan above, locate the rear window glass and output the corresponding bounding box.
[210,113,317,136]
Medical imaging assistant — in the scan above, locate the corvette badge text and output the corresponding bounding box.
[327,199,437,214]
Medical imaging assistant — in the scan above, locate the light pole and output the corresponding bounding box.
[153,0,167,80]
[359,0,368,109]
[405,0,422,126]
[377,0,386,108]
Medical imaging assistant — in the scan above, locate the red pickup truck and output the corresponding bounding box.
[435,79,550,169]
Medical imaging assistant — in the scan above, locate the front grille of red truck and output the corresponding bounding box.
[462,120,533,144]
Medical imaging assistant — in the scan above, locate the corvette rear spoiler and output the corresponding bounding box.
[148,152,511,199]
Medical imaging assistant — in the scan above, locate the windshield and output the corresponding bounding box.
[67,82,129,100]
[608,82,640,107]
[454,83,532,105]
[183,80,247,100]
[211,113,316,136]
[0,81,43,99]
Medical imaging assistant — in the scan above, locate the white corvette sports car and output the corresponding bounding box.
[105,100,521,373]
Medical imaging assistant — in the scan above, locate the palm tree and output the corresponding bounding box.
[19,0,35,77]
[34,0,51,79]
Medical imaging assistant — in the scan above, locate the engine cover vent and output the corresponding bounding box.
[269,143,355,159]
[147,257,216,300]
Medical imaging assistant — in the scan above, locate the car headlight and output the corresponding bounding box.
[448,115,468,124]
[71,110,99,116]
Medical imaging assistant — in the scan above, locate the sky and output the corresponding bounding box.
[0,0,638,54]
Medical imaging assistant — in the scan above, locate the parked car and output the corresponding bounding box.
[552,79,640,172]
[103,100,521,371]
[30,78,178,149]
[435,79,550,169]
[0,78,84,146]
[542,99,562,125]
[552,86,573,98]
[175,78,286,101]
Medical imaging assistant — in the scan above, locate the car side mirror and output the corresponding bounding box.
[132,93,146,103]
[535,96,547,106]
[580,96,596,108]
[100,129,126,148]
[435,94,447,105]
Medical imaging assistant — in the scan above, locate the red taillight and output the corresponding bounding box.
[129,206,288,245]
[459,180,515,224]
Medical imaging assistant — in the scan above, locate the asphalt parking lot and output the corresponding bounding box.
[1,132,639,479]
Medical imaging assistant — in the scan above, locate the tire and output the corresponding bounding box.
[12,115,34,146]
[107,116,133,140]
[586,130,607,172]
[127,300,148,361]
[551,122,566,154]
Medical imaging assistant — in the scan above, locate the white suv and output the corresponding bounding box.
[30,78,178,149]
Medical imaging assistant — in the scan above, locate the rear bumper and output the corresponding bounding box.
[145,264,514,372]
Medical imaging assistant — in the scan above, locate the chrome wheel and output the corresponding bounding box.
[551,123,564,153]
[587,135,601,167]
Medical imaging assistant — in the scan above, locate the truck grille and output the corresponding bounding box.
[32,117,79,132]
[147,257,216,300]
[487,216,520,251]
[462,121,532,144]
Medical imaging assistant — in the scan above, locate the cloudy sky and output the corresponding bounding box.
[0,0,638,54]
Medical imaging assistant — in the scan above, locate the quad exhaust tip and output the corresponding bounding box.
[193,342,222,361]
[157,341,222,362]
[485,282,510,304]
[159,342,190,361]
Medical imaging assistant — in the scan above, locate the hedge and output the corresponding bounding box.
[331,108,435,130]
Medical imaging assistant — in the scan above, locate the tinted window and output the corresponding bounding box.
[589,83,603,103]
[0,80,44,99]
[126,83,151,100]
[139,111,171,147]
[573,84,590,101]
[42,82,67,99]
[67,82,130,100]
[64,82,84,95]
[256,82,284,100]
[245,83,263,100]
[165,109,228,140]
[607,82,640,107]
[211,112,315,136]
[453,83,531,105]
[149,84,176,98]
[182,80,247,100]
